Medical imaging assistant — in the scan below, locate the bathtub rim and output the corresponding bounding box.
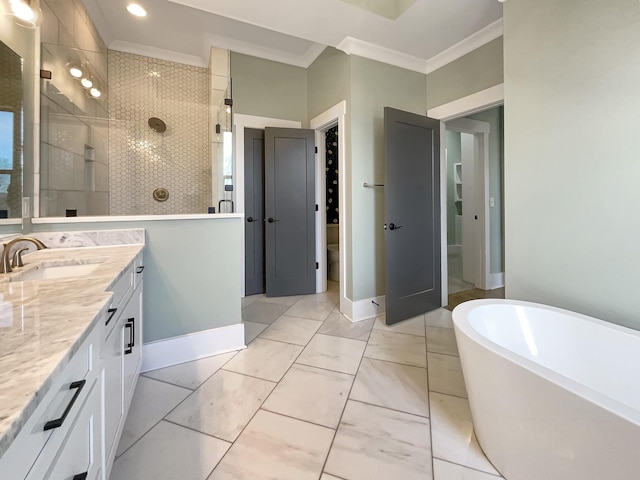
[452,298,640,426]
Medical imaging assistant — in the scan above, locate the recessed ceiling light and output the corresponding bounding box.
[80,77,93,89]
[127,3,147,17]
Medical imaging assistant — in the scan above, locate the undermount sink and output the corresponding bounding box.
[11,260,105,282]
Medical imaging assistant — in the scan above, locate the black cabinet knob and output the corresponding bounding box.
[388,223,403,231]
[267,217,279,223]
[247,217,254,223]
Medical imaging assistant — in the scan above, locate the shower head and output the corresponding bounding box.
[148,117,167,133]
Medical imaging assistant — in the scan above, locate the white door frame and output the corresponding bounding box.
[447,118,491,290]
[234,114,301,297]
[427,84,504,306]
[310,101,348,314]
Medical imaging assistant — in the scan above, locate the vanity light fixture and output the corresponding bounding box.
[8,0,41,27]
[126,3,147,17]
[80,77,93,89]
[89,87,102,98]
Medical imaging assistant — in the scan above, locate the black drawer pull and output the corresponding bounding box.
[73,473,88,480]
[106,307,117,326]
[136,266,145,274]
[43,380,86,431]
[124,317,135,355]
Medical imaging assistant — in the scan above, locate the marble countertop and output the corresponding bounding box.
[0,243,144,457]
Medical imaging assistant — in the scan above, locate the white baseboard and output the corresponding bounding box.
[343,295,385,323]
[487,272,505,290]
[141,323,245,372]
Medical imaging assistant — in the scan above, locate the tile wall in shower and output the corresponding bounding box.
[108,51,210,215]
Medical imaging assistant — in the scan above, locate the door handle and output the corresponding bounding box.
[267,217,279,223]
[388,223,403,231]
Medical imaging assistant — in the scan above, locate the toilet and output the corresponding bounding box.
[327,244,340,282]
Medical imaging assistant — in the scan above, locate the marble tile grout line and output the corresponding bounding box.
[318,314,375,478]
[206,324,316,477]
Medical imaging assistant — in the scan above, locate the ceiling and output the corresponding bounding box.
[82,0,503,72]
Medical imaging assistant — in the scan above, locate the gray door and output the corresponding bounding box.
[384,107,441,324]
[244,128,265,295]
[264,127,316,297]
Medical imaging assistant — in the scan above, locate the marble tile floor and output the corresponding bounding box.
[110,283,504,480]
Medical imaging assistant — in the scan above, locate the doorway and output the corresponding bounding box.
[310,101,348,316]
[444,106,505,305]
[445,130,475,294]
[324,125,340,294]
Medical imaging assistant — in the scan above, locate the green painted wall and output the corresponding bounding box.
[231,52,308,124]
[349,56,427,300]
[427,37,503,109]
[466,106,504,274]
[32,218,243,342]
[307,48,351,120]
[307,47,353,298]
[504,0,640,328]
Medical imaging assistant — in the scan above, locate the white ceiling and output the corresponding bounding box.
[82,0,503,71]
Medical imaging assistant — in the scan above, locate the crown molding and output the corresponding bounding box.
[425,18,503,74]
[203,34,326,68]
[336,36,427,74]
[108,40,208,67]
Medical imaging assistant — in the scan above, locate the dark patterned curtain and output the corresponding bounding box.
[325,126,339,224]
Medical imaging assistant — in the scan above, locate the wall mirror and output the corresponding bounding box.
[0,10,36,233]
[39,42,109,217]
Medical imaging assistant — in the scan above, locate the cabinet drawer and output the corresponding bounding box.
[133,252,144,288]
[0,327,98,480]
[102,263,134,343]
[109,263,133,310]
[25,378,101,480]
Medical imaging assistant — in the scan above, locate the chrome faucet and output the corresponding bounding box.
[1,237,48,274]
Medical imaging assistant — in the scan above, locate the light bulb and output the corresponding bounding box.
[80,78,93,89]
[89,87,102,98]
[69,66,83,78]
[10,0,35,23]
[126,3,147,17]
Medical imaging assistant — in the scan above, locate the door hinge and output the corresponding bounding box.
[315,204,318,212]
[315,146,318,154]
[316,262,319,270]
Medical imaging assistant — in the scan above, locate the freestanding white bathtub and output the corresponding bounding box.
[452,299,640,480]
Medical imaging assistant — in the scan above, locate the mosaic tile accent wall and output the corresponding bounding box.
[108,51,210,215]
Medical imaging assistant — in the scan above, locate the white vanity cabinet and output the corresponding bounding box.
[0,248,144,480]
[103,253,144,480]
[0,325,101,480]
